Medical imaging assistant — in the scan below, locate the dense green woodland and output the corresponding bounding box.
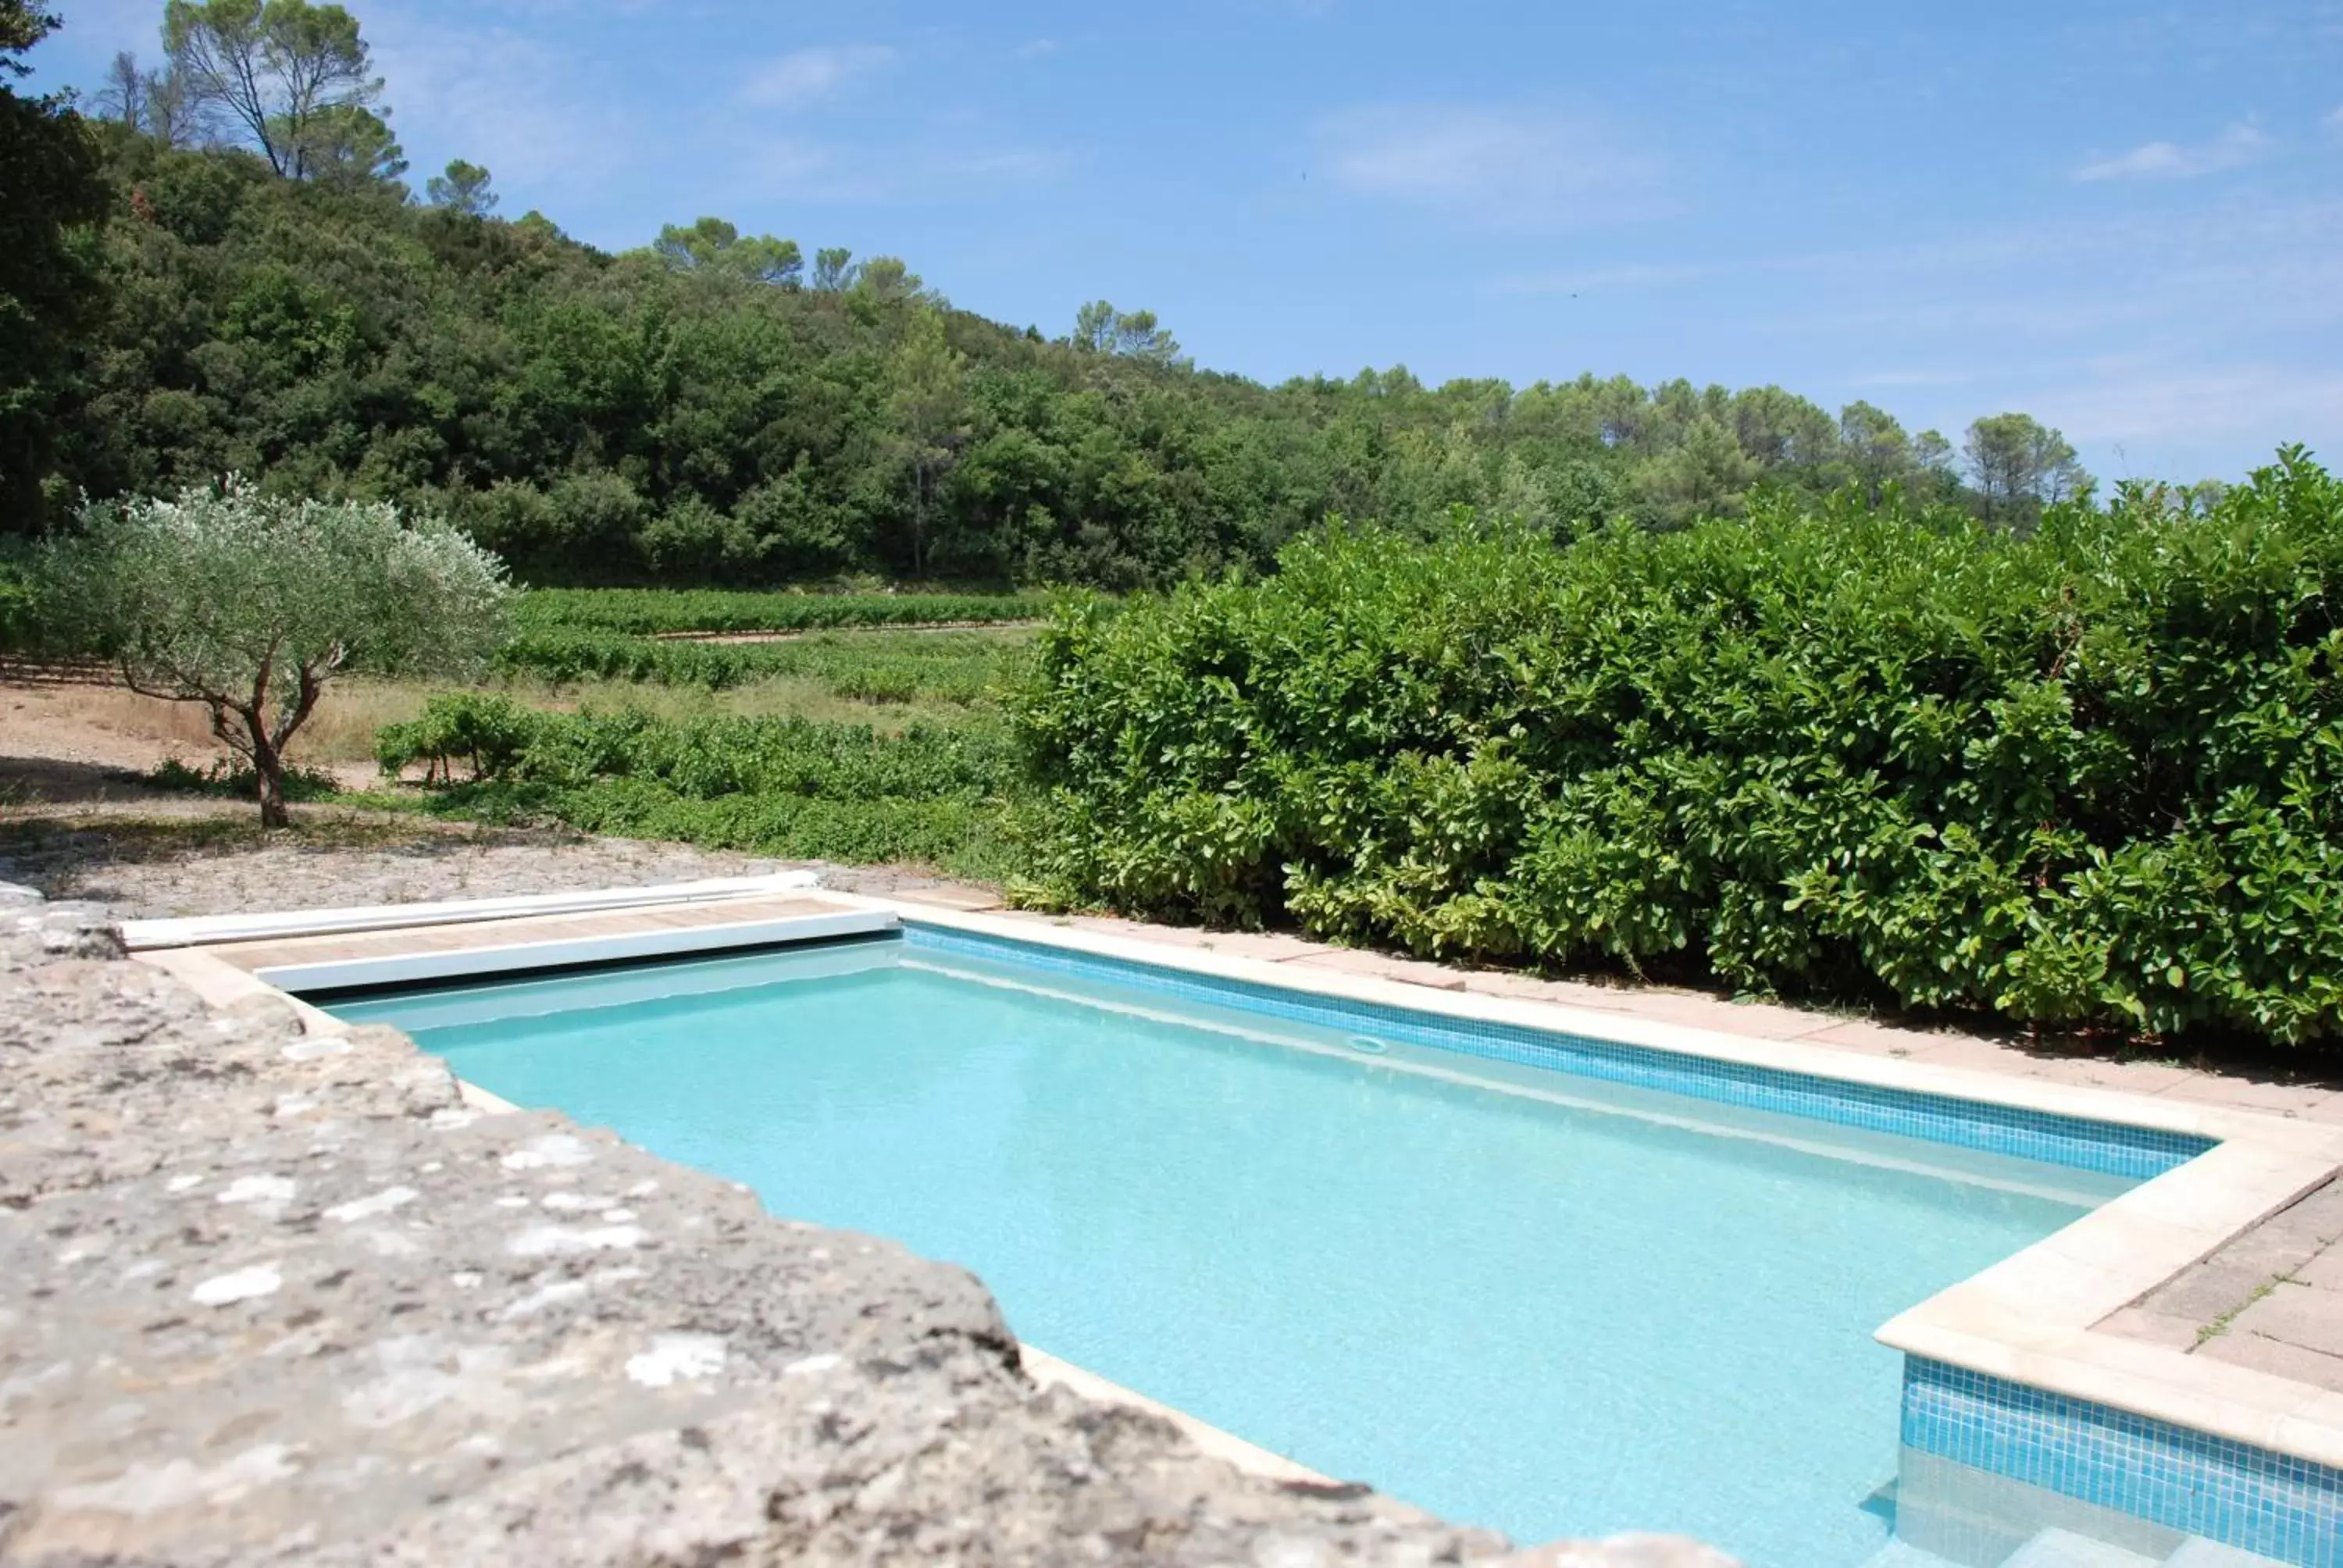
[2,0,2124,588]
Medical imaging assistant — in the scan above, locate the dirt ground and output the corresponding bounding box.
[1,665,391,805]
[4,668,215,804]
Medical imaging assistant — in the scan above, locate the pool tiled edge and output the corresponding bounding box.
[1903,1358,2343,1567]
[847,898,2343,1566]
[900,923,2209,1180]
[140,887,2343,1567]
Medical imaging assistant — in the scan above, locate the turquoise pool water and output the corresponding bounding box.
[328,934,2135,1567]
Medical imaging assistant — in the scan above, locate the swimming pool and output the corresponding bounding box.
[327,926,2170,1567]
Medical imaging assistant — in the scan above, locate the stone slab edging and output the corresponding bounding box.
[1017,1345,1336,1488]
[116,871,822,950]
[822,896,2343,1477]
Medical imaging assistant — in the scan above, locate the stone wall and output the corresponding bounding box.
[0,891,1732,1566]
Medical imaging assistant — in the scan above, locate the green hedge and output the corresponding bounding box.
[515,588,1047,636]
[1011,450,2343,1045]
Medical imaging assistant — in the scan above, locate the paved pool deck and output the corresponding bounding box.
[894,886,2343,1397]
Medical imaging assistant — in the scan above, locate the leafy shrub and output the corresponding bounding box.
[1011,449,2343,1046]
[0,550,34,654]
[376,693,544,781]
[396,698,1015,872]
[144,757,341,802]
[34,479,511,825]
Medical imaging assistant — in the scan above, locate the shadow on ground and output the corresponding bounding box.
[0,798,576,904]
[0,756,181,809]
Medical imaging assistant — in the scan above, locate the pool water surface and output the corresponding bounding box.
[328,933,2138,1567]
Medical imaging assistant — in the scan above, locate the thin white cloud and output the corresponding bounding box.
[1011,38,1059,59]
[1314,104,1670,229]
[2327,105,2343,130]
[2028,363,2343,448]
[1849,369,1973,389]
[1490,228,2059,298]
[740,45,895,110]
[2074,122,2269,182]
[369,10,627,197]
[933,148,1070,182]
[1497,260,1719,294]
[708,132,1071,207]
[1494,200,2343,337]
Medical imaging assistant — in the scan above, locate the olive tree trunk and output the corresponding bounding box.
[244,721,292,829]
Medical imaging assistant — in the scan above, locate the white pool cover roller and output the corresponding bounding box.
[117,872,824,950]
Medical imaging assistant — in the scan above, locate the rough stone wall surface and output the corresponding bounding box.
[0,891,1735,1566]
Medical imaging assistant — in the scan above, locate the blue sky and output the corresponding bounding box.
[32,0,2343,482]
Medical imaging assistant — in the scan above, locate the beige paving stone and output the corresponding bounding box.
[2009,1056,2202,1095]
[1797,1017,1952,1057]
[1289,949,1468,991]
[2295,1089,2343,1124]
[2195,1329,2343,1392]
[1903,1036,2048,1072]
[197,893,850,972]
[1062,914,1218,946]
[2170,1190,2337,1284]
[2297,1243,2343,1292]
[2097,1305,2209,1351]
[2135,1258,2290,1324]
[2279,1177,2343,1224]
[2153,1075,2339,1117]
[1185,929,1328,962]
[1453,971,1650,1013]
[1585,991,1840,1041]
[892,883,1006,911]
[2224,1281,2343,1360]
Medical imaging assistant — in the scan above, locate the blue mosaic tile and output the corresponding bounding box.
[900,924,2212,1180]
[1903,1356,2343,1568]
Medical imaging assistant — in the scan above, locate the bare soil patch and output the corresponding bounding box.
[2,666,403,801]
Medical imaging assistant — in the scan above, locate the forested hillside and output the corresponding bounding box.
[9,0,2112,588]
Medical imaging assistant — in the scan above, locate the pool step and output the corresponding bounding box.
[1864,1531,2288,1568]
[1860,1543,1967,1568]
[2001,1529,2160,1567]
[2161,1542,2291,1567]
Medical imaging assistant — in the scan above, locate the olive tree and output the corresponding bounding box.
[40,479,509,825]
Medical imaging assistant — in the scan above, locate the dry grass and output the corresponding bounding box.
[66,674,954,779]
[580,675,972,732]
[72,681,433,764]
[34,637,982,795]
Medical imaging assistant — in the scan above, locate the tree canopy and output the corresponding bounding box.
[0,0,109,526]
[36,478,509,822]
[424,156,492,215]
[13,0,2147,586]
[162,0,384,180]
